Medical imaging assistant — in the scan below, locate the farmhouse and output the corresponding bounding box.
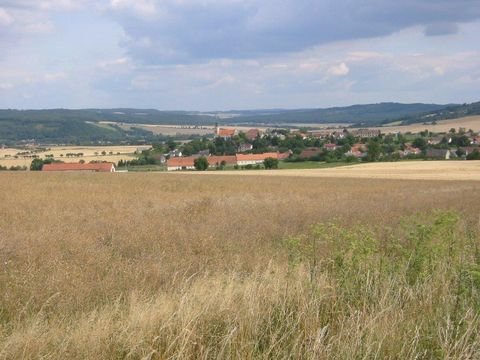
[299,147,322,159]
[215,125,236,139]
[166,157,195,171]
[425,149,452,160]
[42,163,116,172]
[401,145,422,157]
[236,152,280,166]
[350,129,381,138]
[208,155,237,167]
[245,129,261,141]
[237,143,253,152]
[346,144,367,158]
[324,143,337,151]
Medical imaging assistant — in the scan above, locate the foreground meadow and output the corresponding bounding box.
[1,173,480,359]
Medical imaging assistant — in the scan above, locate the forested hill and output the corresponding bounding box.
[383,101,480,125]
[3,102,480,144]
[229,103,449,125]
[0,102,451,127]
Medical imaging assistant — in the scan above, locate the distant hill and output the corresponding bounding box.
[2,102,479,144]
[225,103,450,125]
[382,101,480,126]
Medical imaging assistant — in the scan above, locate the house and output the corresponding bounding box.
[197,149,210,157]
[346,144,366,158]
[208,155,237,167]
[277,151,292,160]
[245,129,261,141]
[425,149,452,160]
[215,127,236,139]
[324,143,337,151]
[42,162,116,172]
[459,147,479,156]
[166,157,195,171]
[237,143,253,153]
[236,152,285,166]
[299,147,322,159]
[309,130,332,139]
[350,129,381,138]
[471,136,480,145]
[166,152,291,170]
[168,149,183,157]
[402,145,422,157]
[428,136,445,145]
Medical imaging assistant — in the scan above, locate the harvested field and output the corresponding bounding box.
[190,160,480,181]
[1,173,480,358]
[0,145,140,168]
[374,115,480,134]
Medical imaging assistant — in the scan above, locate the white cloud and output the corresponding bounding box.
[0,8,14,26]
[43,72,67,82]
[0,83,14,90]
[328,63,349,76]
[110,0,157,17]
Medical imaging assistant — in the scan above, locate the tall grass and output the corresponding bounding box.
[1,173,479,358]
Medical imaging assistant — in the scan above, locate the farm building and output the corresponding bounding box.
[245,129,262,141]
[166,152,291,171]
[324,143,337,151]
[208,155,237,167]
[215,127,236,139]
[166,157,195,171]
[236,152,281,166]
[42,163,116,172]
[299,147,322,159]
[237,143,253,152]
[425,149,453,160]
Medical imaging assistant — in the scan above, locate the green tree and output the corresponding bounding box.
[264,157,279,169]
[30,158,44,171]
[412,137,428,151]
[194,156,209,171]
[366,139,381,162]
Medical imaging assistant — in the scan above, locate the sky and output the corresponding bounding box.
[0,0,479,110]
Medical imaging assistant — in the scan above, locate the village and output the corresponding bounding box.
[5,122,476,172]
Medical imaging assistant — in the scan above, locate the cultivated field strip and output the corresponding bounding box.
[180,160,480,181]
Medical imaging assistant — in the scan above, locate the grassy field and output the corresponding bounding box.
[1,172,480,358]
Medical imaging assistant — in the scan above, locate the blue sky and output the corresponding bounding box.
[0,0,479,110]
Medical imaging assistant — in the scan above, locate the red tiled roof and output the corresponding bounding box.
[236,152,279,161]
[208,155,237,165]
[277,151,291,160]
[299,147,322,159]
[42,163,115,172]
[246,129,260,140]
[167,157,195,167]
[217,128,236,137]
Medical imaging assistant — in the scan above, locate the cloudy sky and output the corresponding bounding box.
[0,0,479,110]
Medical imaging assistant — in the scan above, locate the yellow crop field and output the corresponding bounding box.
[0,145,141,168]
[375,115,480,134]
[1,172,480,358]
[193,160,480,181]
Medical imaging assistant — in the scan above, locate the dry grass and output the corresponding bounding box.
[1,173,480,359]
